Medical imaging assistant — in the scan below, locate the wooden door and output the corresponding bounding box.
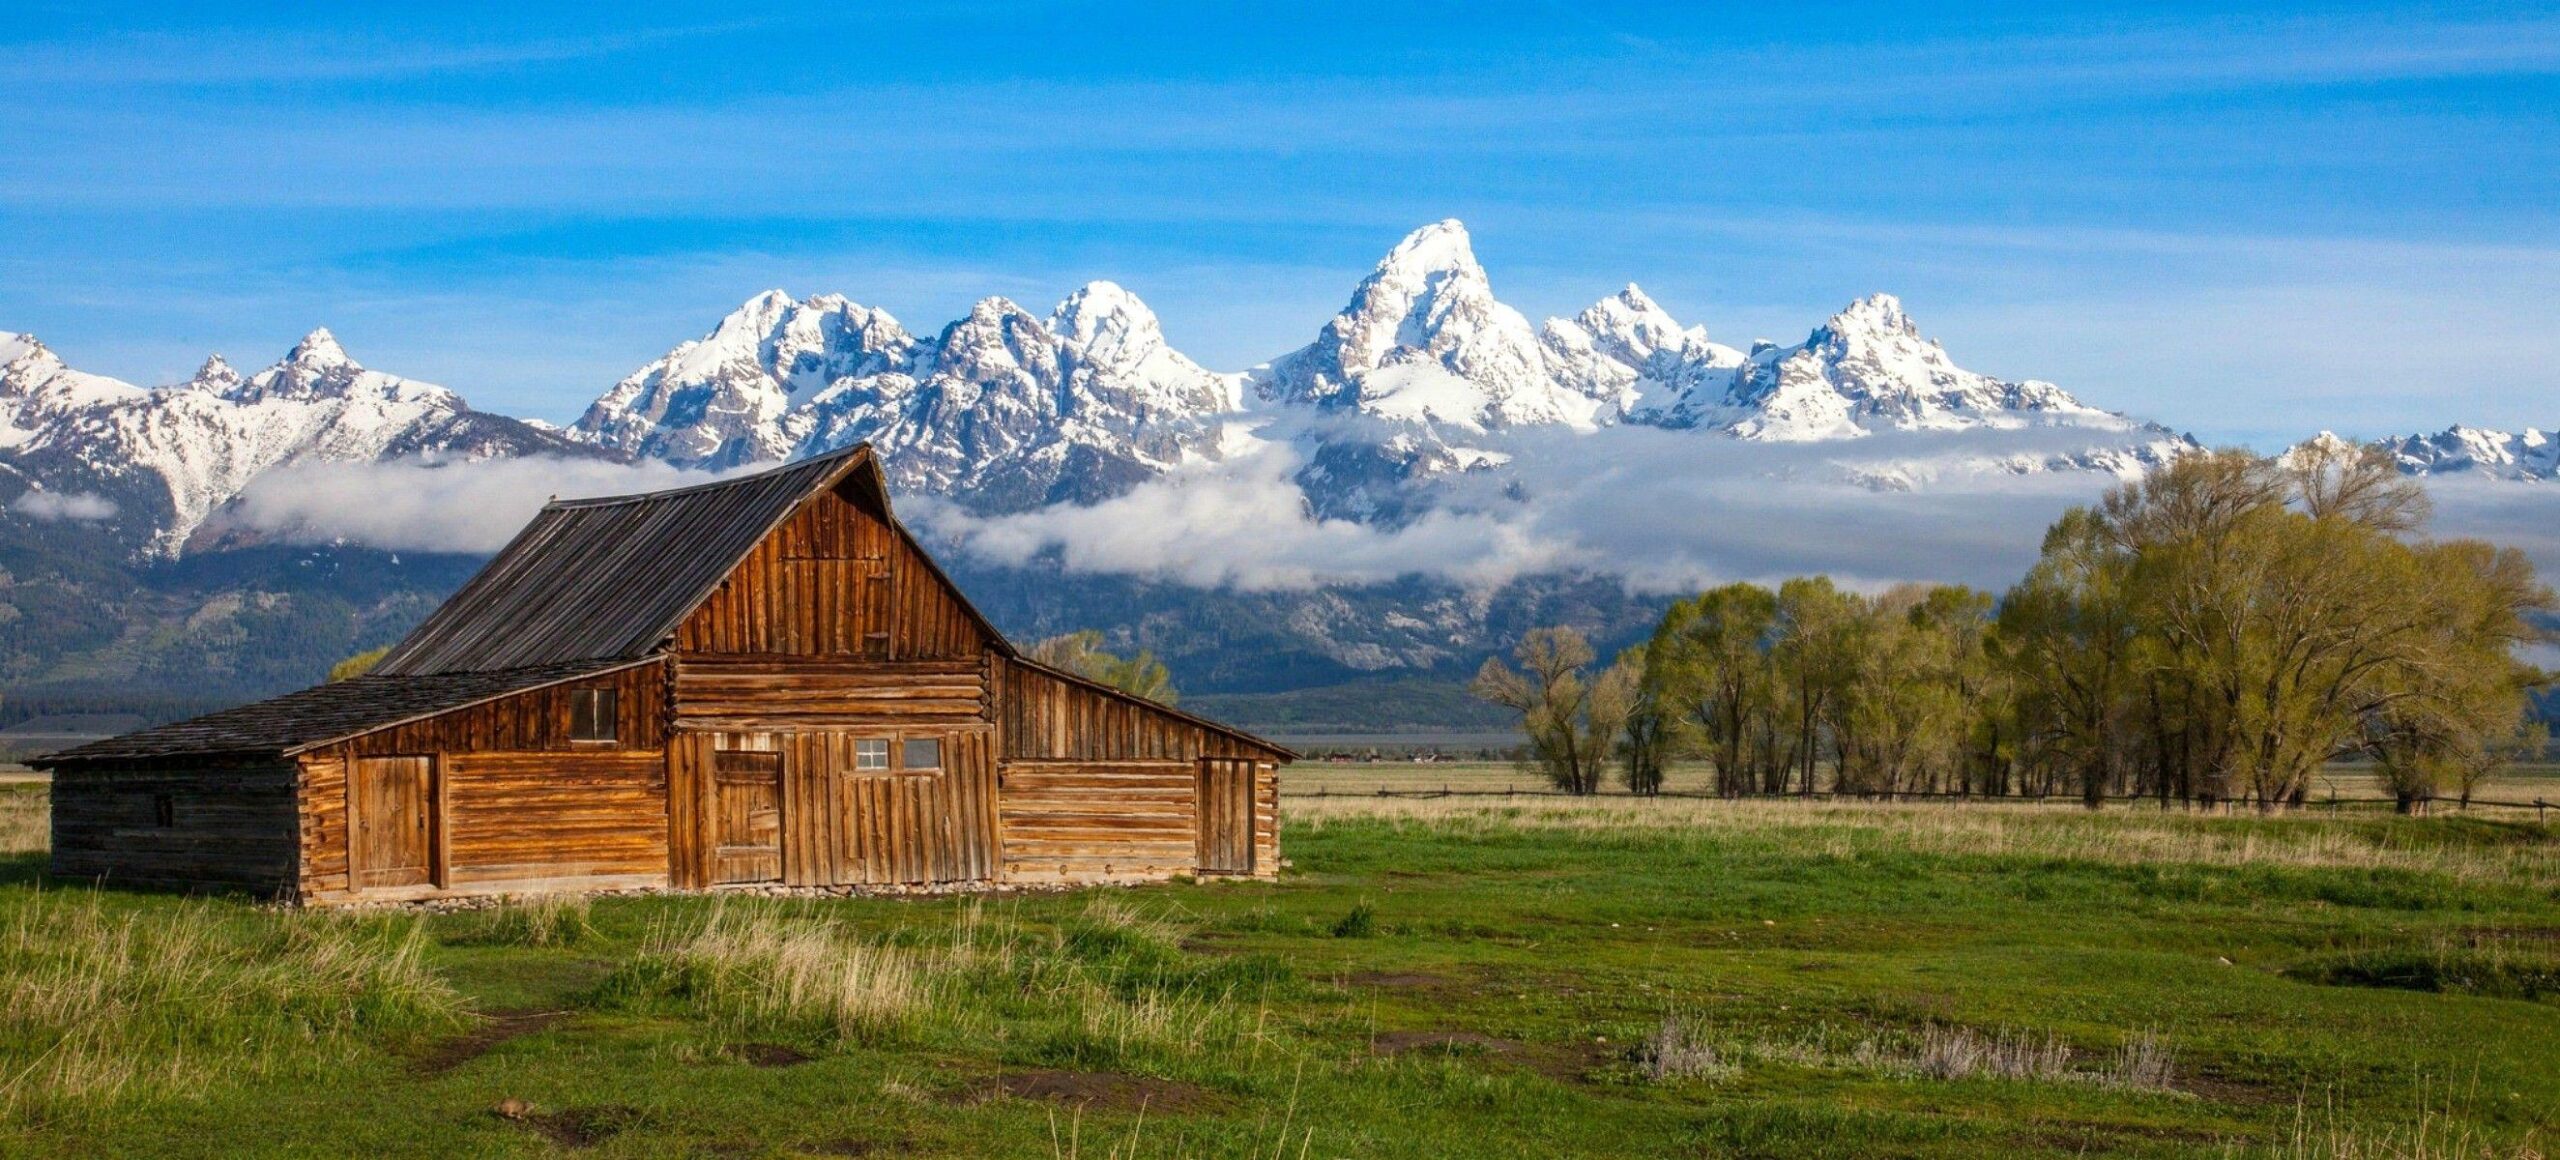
[1196,758,1255,875]
[352,755,435,890]
[837,771,945,886]
[712,750,784,884]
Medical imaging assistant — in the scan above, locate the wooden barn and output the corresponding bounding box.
[35,444,1289,904]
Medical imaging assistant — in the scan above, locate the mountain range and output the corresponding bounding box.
[0,220,2547,723]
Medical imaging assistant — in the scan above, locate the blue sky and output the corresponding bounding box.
[2,2,2554,444]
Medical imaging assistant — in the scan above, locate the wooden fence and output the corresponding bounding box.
[1288,784,2558,821]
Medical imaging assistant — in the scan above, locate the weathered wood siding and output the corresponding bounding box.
[442,751,667,891]
[671,657,985,732]
[990,660,1284,882]
[674,479,986,660]
[998,760,1197,882]
[992,657,1285,763]
[668,728,996,889]
[296,666,671,903]
[342,663,666,756]
[50,763,301,894]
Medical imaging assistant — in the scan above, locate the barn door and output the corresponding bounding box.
[1196,758,1255,875]
[828,733,989,887]
[352,755,436,890]
[712,750,784,884]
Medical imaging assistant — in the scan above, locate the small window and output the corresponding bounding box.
[152,794,176,829]
[854,739,890,771]
[901,737,942,771]
[570,688,618,742]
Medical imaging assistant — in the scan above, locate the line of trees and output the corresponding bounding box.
[1473,445,2554,813]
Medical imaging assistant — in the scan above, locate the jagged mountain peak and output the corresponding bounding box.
[1051,280,1154,344]
[1375,218,1480,278]
[0,332,146,407]
[1701,293,2107,441]
[186,355,242,393]
[1257,219,1585,434]
[1818,293,1919,341]
[285,327,352,369]
[1560,283,1701,364]
[2377,423,2559,480]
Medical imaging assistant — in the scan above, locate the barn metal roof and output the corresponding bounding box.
[35,658,650,766]
[374,444,880,676]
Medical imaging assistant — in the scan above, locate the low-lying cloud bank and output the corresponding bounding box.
[909,426,2145,594]
[216,456,721,553]
[209,431,2560,598]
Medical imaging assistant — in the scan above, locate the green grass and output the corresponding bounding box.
[0,788,2555,1157]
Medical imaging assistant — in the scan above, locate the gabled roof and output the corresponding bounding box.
[36,659,649,766]
[375,444,950,675]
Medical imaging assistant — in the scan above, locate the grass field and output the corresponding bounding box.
[0,778,2554,1157]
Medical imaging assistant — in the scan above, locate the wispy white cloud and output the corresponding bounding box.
[10,490,116,521]
[210,455,721,553]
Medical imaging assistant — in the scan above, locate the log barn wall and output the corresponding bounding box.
[992,658,1283,882]
[295,664,671,904]
[674,478,988,661]
[49,762,302,893]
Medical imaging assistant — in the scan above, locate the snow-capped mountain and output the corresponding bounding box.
[0,329,595,555]
[1668,293,2118,440]
[1232,220,2181,519]
[574,283,1238,511]
[2376,425,2559,481]
[1255,220,1609,433]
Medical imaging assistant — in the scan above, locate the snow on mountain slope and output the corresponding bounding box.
[2376,425,2560,480]
[1667,294,2118,440]
[576,283,1239,512]
[1254,220,1605,433]
[0,330,596,555]
[574,290,916,467]
[0,332,149,450]
[1542,284,1745,419]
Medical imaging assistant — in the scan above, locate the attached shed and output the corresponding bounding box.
[37,444,1289,903]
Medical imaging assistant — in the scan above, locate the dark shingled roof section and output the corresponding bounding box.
[37,659,647,766]
[374,446,868,676]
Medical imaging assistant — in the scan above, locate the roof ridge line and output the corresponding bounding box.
[547,442,872,510]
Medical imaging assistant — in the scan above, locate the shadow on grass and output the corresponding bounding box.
[0,852,46,887]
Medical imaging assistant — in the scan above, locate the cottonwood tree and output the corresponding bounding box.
[1774,578,1864,796]
[1026,629,1181,705]
[1472,627,1638,795]
[1997,509,2141,808]
[2000,445,2552,811]
[1644,583,1782,798]
[1616,647,1675,796]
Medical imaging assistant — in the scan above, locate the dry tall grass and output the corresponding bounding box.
[1293,795,2559,888]
[1635,1018,2178,1092]
[611,901,925,1042]
[2252,1086,2546,1159]
[601,895,1260,1067]
[0,790,44,857]
[465,892,597,948]
[0,893,463,1123]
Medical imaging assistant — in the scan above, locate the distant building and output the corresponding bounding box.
[37,445,1287,903]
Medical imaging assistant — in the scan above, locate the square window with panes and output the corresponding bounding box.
[569,688,618,742]
[854,738,890,771]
